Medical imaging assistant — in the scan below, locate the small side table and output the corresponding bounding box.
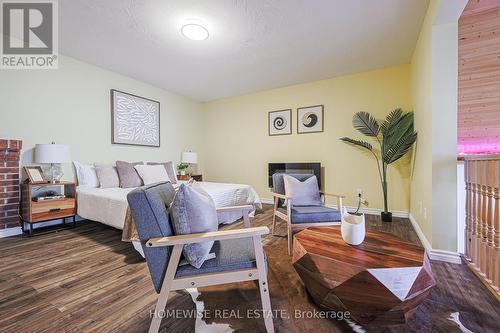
[21,182,77,236]
[178,174,203,182]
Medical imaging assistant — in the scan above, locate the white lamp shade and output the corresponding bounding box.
[35,144,71,164]
[182,151,198,164]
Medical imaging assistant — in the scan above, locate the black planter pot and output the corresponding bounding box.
[381,211,393,222]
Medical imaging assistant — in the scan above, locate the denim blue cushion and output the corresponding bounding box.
[279,205,342,224]
[176,237,262,277]
[127,182,176,293]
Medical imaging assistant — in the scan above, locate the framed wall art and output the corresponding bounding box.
[268,109,292,136]
[111,89,160,147]
[297,105,324,134]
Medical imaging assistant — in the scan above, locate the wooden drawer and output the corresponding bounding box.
[31,208,76,222]
[31,198,76,222]
[32,198,75,214]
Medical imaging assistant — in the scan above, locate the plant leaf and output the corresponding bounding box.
[352,112,380,137]
[380,108,403,135]
[340,137,373,151]
[383,131,417,164]
[381,111,415,161]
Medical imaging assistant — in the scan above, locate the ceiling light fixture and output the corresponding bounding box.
[181,24,209,41]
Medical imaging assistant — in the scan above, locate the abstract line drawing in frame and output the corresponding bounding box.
[111,89,160,147]
[297,105,324,134]
[268,109,292,136]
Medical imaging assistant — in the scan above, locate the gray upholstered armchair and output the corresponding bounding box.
[127,182,274,333]
[271,173,345,255]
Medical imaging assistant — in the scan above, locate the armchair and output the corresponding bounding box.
[271,173,345,255]
[127,182,274,333]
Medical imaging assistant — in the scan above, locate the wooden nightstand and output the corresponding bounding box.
[177,174,203,181]
[21,182,77,236]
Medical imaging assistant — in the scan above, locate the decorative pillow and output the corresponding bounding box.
[73,161,99,188]
[283,174,322,206]
[116,161,143,188]
[134,164,170,185]
[94,164,120,188]
[170,182,218,268]
[147,161,177,184]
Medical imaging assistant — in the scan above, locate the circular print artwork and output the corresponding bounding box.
[269,109,291,135]
[273,116,287,130]
[302,112,318,128]
[297,105,323,133]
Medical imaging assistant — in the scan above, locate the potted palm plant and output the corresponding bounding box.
[340,108,417,222]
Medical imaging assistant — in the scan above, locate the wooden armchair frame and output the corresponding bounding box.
[271,192,345,255]
[145,205,274,333]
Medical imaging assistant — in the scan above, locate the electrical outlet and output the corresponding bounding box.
[423,207,427,220]
[356,189,363,198]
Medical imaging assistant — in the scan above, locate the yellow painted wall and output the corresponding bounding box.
[202,65,412,212]
[410,0,439,244]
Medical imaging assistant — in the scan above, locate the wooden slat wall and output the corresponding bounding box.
[458,0,500,150]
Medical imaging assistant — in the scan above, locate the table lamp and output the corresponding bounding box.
[35,142,71,183]
[181,151,198,175]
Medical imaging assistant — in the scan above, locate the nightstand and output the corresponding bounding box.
[177,174,203,181]
[21,182,77,236]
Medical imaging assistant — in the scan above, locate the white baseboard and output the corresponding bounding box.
[428,249,462,264]
[260,198,274,205]
[408,214,432,250]
[260,198,409,218]
[0,216,85,239]
[0,227,22,238]
[409,214,462,264]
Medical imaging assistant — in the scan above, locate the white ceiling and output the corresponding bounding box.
[59,0,429,102]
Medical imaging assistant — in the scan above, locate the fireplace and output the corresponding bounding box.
[268,163,321,188]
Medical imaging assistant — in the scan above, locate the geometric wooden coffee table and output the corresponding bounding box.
[292,226,435,325]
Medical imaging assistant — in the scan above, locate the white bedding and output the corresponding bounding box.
[77,187,134,229]
[76,181,262,230]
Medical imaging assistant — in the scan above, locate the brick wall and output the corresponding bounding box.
[0,139,22,230]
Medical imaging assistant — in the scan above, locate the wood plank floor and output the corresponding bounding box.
[0,205,498,332]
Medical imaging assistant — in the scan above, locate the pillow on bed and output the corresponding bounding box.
[147,161,177,184]
[170,182,218,269]
[73,161,99,188]
[116,161,143,188]
[95,164,120,188]
[134,164,170,185]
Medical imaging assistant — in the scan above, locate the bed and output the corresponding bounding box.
[76,181,262,254]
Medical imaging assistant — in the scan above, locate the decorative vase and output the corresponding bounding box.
[341,208,366,245]
[53,164,64,183]
[381,211,392,222]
